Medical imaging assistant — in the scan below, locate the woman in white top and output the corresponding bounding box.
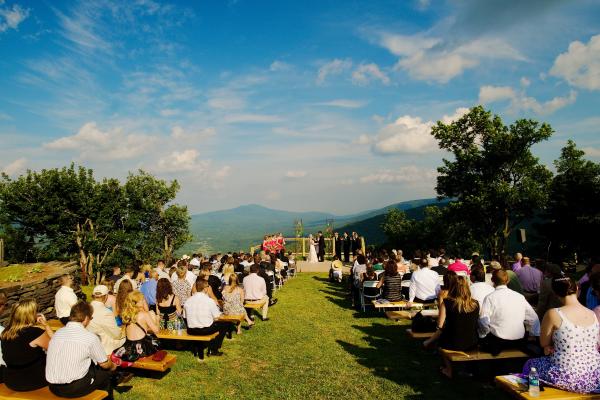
[307,234,318,264]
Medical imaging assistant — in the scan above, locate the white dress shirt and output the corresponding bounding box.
[114,275,137,292]
[55,286,78,318]
[409,268,441,302]
[184,292,221,329]
[171,270,197,289]
[154,267,170,280]
[87,300,125,354]
[46,322,107,384]
[0,325,5,366]
[353,264,367,287]
[470,281,495,310]
[243,273,267,300]
[478,285,540,339]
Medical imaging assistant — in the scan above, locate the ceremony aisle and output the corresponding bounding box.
[118,274,505,399]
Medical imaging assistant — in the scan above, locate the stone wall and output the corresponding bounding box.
[0,261,83,325]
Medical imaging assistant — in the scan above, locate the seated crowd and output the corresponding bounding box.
[344,248,600,393]
[0,250,292,398]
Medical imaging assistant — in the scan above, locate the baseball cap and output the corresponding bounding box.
[92,285,109,296]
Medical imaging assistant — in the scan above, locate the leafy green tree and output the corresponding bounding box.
[431,106,553,258]
[381,208,416,252]
[0,165,191,283]
[545,140,600,260]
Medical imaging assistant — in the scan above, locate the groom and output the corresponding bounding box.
[317,231,325,262]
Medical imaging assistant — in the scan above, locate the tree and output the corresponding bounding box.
[0,165,191,284]
[381,209,416,253]
[544,140,600,260]
[431,106,553,258]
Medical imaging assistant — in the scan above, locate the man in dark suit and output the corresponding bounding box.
[333,232,342,259]
[352,232,361,257]
[343,232,351,263]
[317,231,325,262]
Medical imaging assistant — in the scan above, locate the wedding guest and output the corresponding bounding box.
[155,259,170,280]
[512,253,523,272]
[172,266,193,306]
[113,292,160,361]
[46,302,116,398]
[376,260,403,302]
[114,266,136,292]
[222,274,254,334]
[156,278,183,327]
[426,277,480,377]
[140,271,158,310]
[591,272,600,322]
[343,232,351,263]
[479,270,540,355]
[522,277,600,394]
[55,274,78,326]
[448,257,470,276]
[243,264,270,320]
[87,285,125,355]
[109,266,122,283]
[185,280,228,358]
[1,299,53,391]
[329,255,343,283]
[0,292,7,380]
[199,267,221,303]
[101,279,117,311]
[171,260,197,289]
[114,279,134,322]
[516,257,543,304]
[490,261,523,294]
[469,264,494,308]
[408,260,441,304]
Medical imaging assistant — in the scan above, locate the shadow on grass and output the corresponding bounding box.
[336,323,509,399]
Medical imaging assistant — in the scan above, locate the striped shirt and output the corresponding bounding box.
[46,322,107,384]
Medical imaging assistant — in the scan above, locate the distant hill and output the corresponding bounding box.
[180,199,443,254]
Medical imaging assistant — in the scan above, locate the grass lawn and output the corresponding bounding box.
[116,273,508,399]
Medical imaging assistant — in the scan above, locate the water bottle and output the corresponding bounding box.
[528,367,540,397]
[176,319,182,336]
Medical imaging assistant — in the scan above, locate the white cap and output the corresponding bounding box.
[92,285,109,296]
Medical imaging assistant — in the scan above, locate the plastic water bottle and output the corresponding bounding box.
[528,367,540,397]
[176,320,182,336]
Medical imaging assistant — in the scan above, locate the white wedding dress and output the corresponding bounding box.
[308,239,318,263]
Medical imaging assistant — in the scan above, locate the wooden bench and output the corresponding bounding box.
[406,329,434,339]
[156,329,218,342]
[130,353,177,372]
[0,384,107,400]
[217,314,245,338]
[495,375,600,400]
[47,319,63,331]
[385,309,439,320]
[244,301,267,318]
[440,348,529,362]
[372,300,425,309]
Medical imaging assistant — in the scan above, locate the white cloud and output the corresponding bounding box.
[479,85,577,115]
[215,165,232,179]
[44,122,156,160]
[170,126,216,141]
[0,2,29,33]
[582,147,600,157]
[316,58,352,85]
[269,60,291,72]
[353,134,372,145]
[157,149,209,173]
[351,63,390,86]
[313,99,367,108]
[1,158,27,176]
[520,77,531,87]
[372,107,468,154]
[360,166,436,184]
[379,32,524,83]
[550,34,600,90]
[207,88,246,110]
[222,113,283,124]
[285,170,307,179]
[160,108,180,117]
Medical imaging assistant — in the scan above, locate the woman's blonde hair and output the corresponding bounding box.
[227,273,239,291]
[115,279,134,316]
[448,276,478,313]
[1,299,38,341]
[120,291,145,326]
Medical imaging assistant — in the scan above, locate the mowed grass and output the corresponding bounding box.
[116,274,507,400]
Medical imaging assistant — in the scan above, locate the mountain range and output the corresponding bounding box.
[180,198,446,254]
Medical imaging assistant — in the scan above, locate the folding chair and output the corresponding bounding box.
[360,281,382,312]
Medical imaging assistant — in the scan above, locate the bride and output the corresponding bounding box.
[307,234,318,263]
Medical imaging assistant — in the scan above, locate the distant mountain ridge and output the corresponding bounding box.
[180,198,445,254]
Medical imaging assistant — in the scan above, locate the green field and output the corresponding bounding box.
[116,273,507,400]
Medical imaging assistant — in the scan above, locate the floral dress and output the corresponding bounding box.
[222,287,248,317]
[523,308,600,394]
[172,279,191,306]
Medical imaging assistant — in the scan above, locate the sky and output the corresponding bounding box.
[0,0,599,215]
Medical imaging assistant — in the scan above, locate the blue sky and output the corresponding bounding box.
[1,0,599,215]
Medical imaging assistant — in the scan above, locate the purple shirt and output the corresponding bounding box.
[515,265,542,293]
[511,261,522,272]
